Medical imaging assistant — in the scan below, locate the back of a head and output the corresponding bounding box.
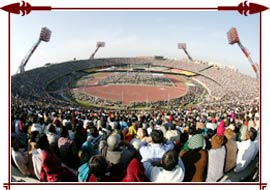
[156,119,162,126]
[89,126,99,136]
[249,127,257,141]
[206,128,215,139]
[180,131,189,144]
[75,120,83,132]
[161,150,178,171]
[30,131,40,142]
[169,123,176,130]
[36,133,49,150]
[107,133,121,151]
[60,126,69,138]
[188,125,196,135]
[151,129,163,144]
[48,124,56,133]
[132,117,137,124]
[89,155,108,180]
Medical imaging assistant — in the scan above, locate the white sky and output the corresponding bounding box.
[11,11,259,77]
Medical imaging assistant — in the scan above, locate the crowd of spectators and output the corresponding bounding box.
[11,57,260,182]
[11,97,260,182]
[129,83,206,108]
[97,72,174,87]
[70,79,206,109]
[11,57,259,106]
[195,65,259,102]
[11,60,92,102]
[71,91,117,107]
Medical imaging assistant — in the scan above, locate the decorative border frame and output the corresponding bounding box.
[1,1,268,190]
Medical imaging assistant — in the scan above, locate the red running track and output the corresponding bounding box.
[76,73,187,105]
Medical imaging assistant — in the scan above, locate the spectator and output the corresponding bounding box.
[234,127,259,172]
[143,150,185,182]
[130,128,148,150]
[121,158,149,182]
[11,136,30,176]
[181,134,208,182]
[78,140,97,164]
[126,118,138,140]
[139,130,174,162]
[46,124,60,157]
[99,133,136,170]
[87,126,104,150]
[205,134,226,182]
[27,131,40,178]
[58,127,79,169]
[165,123,181,144]
[88,155,122,182]
[74,120,87,151]
[224,128,237,173]
[37,133,77,182]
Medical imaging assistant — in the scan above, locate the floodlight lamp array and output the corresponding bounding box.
[227,27,240,45]
[39,27,52,42]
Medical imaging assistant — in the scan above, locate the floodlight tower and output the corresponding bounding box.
[89,41,105,59]
[16,27,51,74]
[227,27,259,79]
[178,43,193,61]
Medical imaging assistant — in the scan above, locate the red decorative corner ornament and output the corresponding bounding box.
[1,1,51,16]
[218,1,269,16]
[3,184,10,190]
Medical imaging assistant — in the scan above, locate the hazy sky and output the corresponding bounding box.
[11,11,259,77]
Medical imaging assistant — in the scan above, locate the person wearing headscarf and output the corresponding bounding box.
[180,134,208,182]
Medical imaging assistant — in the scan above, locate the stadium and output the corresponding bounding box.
[11,27,260,183]
[11,56,259,109]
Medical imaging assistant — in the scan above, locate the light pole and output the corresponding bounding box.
[227,27,259,79]
[178,43,193,61]
[17,27,51,74]
[89,41,105,59]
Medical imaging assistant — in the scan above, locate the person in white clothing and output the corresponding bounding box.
[234,127,259,172]
[143,149,185,182]
[139,130,174,162]
[206,134,226,182]
[130,128,148,150]
[165,123,180,143]
[11,136,30,176]
[32,148,43,179]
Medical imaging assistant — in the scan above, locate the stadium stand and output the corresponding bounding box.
[11,57,259,182]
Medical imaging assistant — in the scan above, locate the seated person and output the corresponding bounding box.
[99,133,136,170]
[36,133,77,182]
[11,136,30,176]
[234,127,259,172]
[88,155,123,182]
[180,134,208,182]
[143,149,185,182]
[121,157,149,182]
[139,130,174,162]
